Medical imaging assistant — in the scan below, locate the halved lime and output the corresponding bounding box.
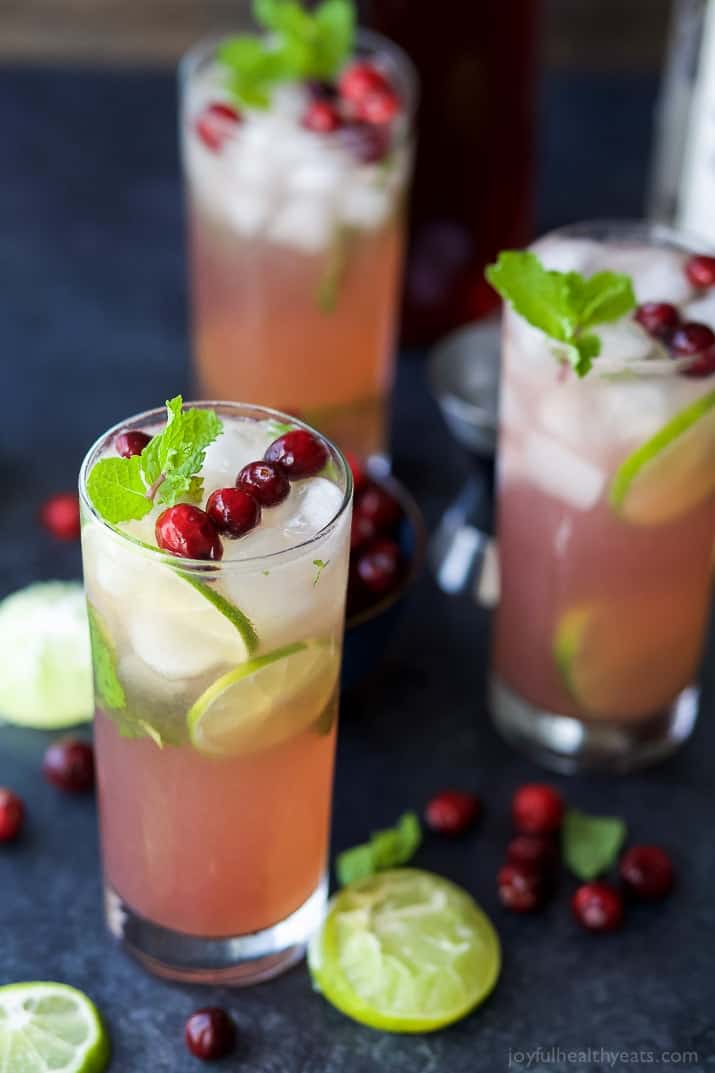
[609,389,715,525]
[0,582,93,728]
[0,982,110,1073]
[308,869,501,1033]
[187,638,339,757]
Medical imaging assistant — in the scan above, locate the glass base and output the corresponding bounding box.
[105,875,327,986]
[489,676,699,774]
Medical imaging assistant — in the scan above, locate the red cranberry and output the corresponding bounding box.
[350,512,376,551]
[512,783,564,835]
[206,488,260,539]
[685,253,715,289]
[619,845,674,901]
[507,834,559,874]
[571,882,624,933]
[671,321,715,377]
[195,102,241,152]
[356,87,400,125]
[0,788,24,842]
[43,739,94,793]
[302,99,342,133]
[425,790,481,836]
[339,62,391,105]
[155,504,223,560]
[338,120,390,164]
[264,429,328,479]
[497,862,546,913]
[236,460,290,507]
[184,1007,236,1062]
[355,537,402,594]
[115,430,152,458]
[634,302,680,340]
[39,492,81,541]
[355,482,401,534]
[344,451,368,494]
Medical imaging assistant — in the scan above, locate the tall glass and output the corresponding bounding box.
[79,403,352,984]
[490,221,715,772]
[180,25,417,460]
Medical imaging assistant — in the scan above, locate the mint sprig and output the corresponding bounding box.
[336,812,422,886]
[562,808,627,881]
[486,251,637,377]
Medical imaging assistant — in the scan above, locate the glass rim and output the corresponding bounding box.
[78,400,353,573]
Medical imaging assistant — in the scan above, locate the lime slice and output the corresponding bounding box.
[0,583,92,728]
[187,638,339,757]
[308,869,501,1033]
[0,982,109,1073]
[609,389,715,525]
[555,593,699,719]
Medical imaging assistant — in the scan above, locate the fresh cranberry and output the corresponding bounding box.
[339,62,391,105]
[0,788,24,842]
[184,1007,236,1062]
[685,253,715,289]
[512,783,564,835]
[356,86,400,125]
[355,537,402,594]
[344,451,368,494]
[355,482,401,534]
[206,488,260,539]
[671,322,715,377]
[634,302,680,340]
[338,120,390,164]
[155,504,223,560]
[571,882,624,933]
[507,834,559,874]
[302,99,342,133]
[497,862,546,913]
[264,429,328,479]
[39,493,81,541]
[236,460,290,507]
[619,845,674,901]
[43,739,94,793]
[114,430,152,458]
[425,790,481,836]
[350,512,376,551]
[195,102,241,152]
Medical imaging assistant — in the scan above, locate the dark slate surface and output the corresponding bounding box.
[1,66,714,1073]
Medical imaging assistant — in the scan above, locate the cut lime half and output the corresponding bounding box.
[308,869,501,1033]
[609,389,715,525]
[0,582,93,728]
[0,982,110,1073]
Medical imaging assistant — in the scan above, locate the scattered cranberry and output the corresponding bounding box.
[0,789,24,842]
[350,512,376,551]
[43,739,94,793]
[39,493,81,541]
[671,322,715,377]
[619,845,674,901]
[338,120,390,164]
[236,460,290,507]
[156,504,223,561]
[512,783,564,836]
[356,86,400,125]
[634,302,680,340]
[339,62,391,105]
[114,429,152,458]
[302,99,342,133]
[425,790,481,836]
[497,862,546,913]
[685,253,715,289]
[355,482,401,533]
[355,537,403,594]
[184,1007,236,1062]
[206,487,260,539]
[571,882,624,933]
[264,429,328,479]
[195,102,241,152]
[507,834,559,874]
[344,451,368,494]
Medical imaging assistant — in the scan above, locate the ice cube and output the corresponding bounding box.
[532,237,602,275]
[523,431,605,511]
[201,420,273,496]
[118,653,186,700]
[288,153,347,198]
[223,189,272,237]
[271,82,309,122]
[339,177,391,230]
[281,477,344,536]
[601,245,693,305]
[268,198,335,253]
[683,290,715,331]
[596,318,655,366]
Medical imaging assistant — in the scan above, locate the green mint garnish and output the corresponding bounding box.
[87,396,222,525]
[562,808,627,881]
[486,251,637,377]
[219,0,355,109]
[312,559,329,585]
[87,605,126,711]
[336,812,422,886]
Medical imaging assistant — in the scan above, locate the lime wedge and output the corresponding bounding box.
[609,389,715,525]
[187,638,339,757]
[0,982,110,1073]
[0,583,92,728]
[308,869,501,1033]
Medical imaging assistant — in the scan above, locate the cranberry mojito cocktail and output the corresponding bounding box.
[181,0,415,459]
[79,400,352,984]
[488,223,715,772]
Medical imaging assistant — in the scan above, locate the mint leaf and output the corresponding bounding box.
[570,270,637,329]
[86,455,152,525]
[219,36,292,108]
[312,0,355,78]
[562,808,626,881]
[140,396,222,508]
[336,812,422,886]
[312,558,329,586]
[336,843,375,885]
[87,605,126,711]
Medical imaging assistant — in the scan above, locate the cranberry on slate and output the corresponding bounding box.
[355,482,401,534]
[39,493,81,541]
[355,537,402,594]
[425,790,481,836]
[0,788,24,842]
[303,99,342,133]
[184,1007,236,1062]
[571,882,624,933]
[634,302,680,340]
[685,253,715,289]
[264,429,328,479]
[497,862,546,913]
[512,783,564,836]
[206,487,260,539]
[339,62,391,105]
[195,102,241,152]
[43,740,94,794]
[156,504,223,561]
[619,845,675,901]
[507,834,559,874]
[350,512,376,551]
[236,460,290,507]
[115,429,152,458]
[338,120,390,164]
[671,321,715,377]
